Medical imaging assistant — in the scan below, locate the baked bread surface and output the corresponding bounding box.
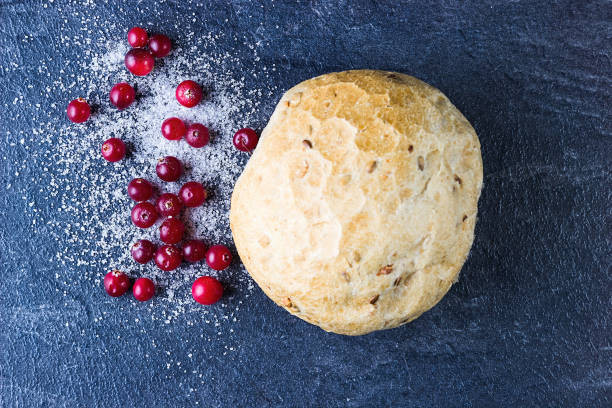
[230,70,483,335]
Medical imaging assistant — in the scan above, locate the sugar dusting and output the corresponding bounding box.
[27,31,277,328]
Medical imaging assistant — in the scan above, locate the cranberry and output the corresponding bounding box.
[232,128,259,152]
[155,193,182,217]
[125,49,154,76]
[161,117,186,141]
[175,80,203,108]
[183,239,207,263]
[155,245,182,271]
[101,138,126,162]
[192,276,223,305]
[131,239,156,264]
[159,218,185,244]
[104,270,130,297]
[127,27,148,48]
[179,182,207,207]
[205,245,232,270]
[131,202,158,228]
[148,34,172,58]
[127,178,153,202]
[185,123,210,148]
[109,82,136,110]
[156,156,182,182]
[133,277,155,301]
[66,98,90,123]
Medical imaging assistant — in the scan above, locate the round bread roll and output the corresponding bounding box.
[230,70,483,335]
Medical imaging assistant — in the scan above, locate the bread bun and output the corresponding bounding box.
[230,70,483,335]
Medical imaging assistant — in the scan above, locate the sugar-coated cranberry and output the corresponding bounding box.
[232,128,259,152]
[205,245,232,271]
[156,156,182,181]
[131,202,158,228]
[183,239,207,263]
[104,270,130,297]
[125,49,154,76]
[156,156,182,182]
[159,218,185,244]
[176,80,203,108]
[161,117,186,141]
[185,123,210,148]
[154,245,182,271]
[179,182,207,207]
[131,239,156,264]
[127,27,148,48]
[127,178,153,202]
[101,138,126,162]
[109,83,136,110]
[133,277,155,301]
[66,98,90,123]
[155,193,182,217]
[148,34,172,58]
[192,276,223,305]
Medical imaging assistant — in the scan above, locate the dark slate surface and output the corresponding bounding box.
[0,0,610,406]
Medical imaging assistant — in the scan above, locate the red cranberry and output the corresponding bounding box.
[109,83,136,110]
[159,218,185,244]
[104,270,130,297]
[161,117,186,141]
[66,98,90,123]
[179,182,207,207]
[125,49,154,76]
[127,27,148,48]
[131,202,158,228]
[183,240,207,263]
[176,80,203,108]
[154,245,182,271]
[127,178,153,202]
[133,277,155,301]
[156,156,182,182]
[101,138,126,162]
[192,276,223,305]
[148,34,172,58]
[185,123,210,148]
[232,128,259,152]
[155,193,182,217]
[205,245,232,270]
[131,239,156,264]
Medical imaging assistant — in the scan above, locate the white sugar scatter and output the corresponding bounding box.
[28,29,277,328]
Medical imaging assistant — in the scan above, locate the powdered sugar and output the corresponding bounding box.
[26,31,276,324]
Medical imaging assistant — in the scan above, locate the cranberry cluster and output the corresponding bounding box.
[104,166,231,304]
[65,27,262,305]
[129,163,232,301]
[124,29,171,76]
[161,117,210,148]
[120,165,231,304]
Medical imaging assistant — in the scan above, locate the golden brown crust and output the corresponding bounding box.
[230,70,483,335]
